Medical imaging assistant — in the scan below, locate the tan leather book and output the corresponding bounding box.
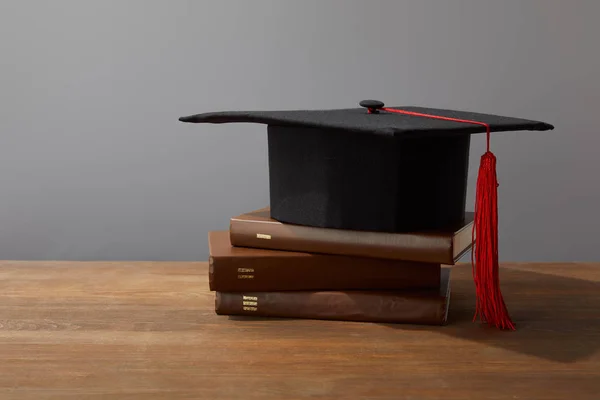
[230,208,473,265]
[208,231,441,292]
[215,269,451,325]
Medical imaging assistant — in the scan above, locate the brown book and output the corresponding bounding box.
[230,208,473,265]
[215,269,451,325]
[208,231,441,292]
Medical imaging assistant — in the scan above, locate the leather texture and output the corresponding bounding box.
[208,231,441,292]
[229,208,473,265]
[215,269,451,325]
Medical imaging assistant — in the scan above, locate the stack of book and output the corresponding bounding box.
[208,207,474,325]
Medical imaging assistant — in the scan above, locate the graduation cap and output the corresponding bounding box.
[179,100,554,330]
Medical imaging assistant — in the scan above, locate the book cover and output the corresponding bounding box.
[230,207,473,264]
[209,231,441,292]
[215,269,451,325]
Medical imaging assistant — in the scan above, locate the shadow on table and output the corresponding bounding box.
[381,266,600,363]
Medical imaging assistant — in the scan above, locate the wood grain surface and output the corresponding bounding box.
[0,261,599,399]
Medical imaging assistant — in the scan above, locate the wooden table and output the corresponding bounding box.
[0,261,599,399]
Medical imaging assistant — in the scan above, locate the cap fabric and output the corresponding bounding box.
[179,105,553,137]
[180,101,553,233]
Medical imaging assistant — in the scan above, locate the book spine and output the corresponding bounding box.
[208,255,441,292]
[229,219,453,264]
[215,290,447,325]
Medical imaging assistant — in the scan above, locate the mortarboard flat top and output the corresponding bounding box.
[179,101,553,137]
[179,100,554,233]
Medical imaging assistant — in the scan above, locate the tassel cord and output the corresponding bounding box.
[379,107,515,330]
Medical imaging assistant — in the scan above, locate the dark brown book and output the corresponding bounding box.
[230,208,473,265]
[208,231,441,292]
[215,269,451,325]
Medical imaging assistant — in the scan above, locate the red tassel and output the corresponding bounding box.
[472,151,515,330]
[378,106,515,330]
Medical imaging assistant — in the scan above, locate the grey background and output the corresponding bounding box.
[0,0,597,262]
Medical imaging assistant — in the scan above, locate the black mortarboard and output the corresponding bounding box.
[179,100,552,232]
[179,100,554,330]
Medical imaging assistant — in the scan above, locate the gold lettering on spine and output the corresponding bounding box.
[256,233,271,240]
[242,295,258,312]
[237,267,255,280]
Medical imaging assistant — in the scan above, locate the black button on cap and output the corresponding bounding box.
[359,100,385,112]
